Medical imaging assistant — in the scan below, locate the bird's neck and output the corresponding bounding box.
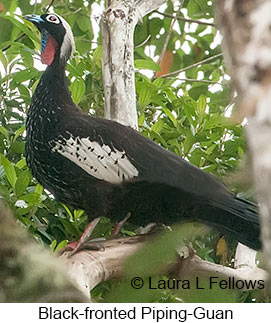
[45,54,67,79]
[32,56,75,114]
[43,56,68,94]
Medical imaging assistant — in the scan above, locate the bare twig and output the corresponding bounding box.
[2,33,25,52]
[61,8,83,16]
[154,10,216,27]
[45,0,56,12]
[159,53,223,78]
[135,34,151,48]
[168,77,229,87]
[157,0,184,66]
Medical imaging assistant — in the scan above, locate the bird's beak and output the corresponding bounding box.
[24,14,44,25]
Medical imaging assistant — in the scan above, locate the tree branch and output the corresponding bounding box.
[154,10,216,27]
[1,201,265,302]
[2,33,25,52]
[157,0,184,66]
[169,77,229,87]
[45,0,56,12]
[159,53,223,78]
[61,235,266,298]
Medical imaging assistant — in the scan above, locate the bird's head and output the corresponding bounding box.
[24,13,75,66]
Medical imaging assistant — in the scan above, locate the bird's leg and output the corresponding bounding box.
[110,212,131,239]
[60,213,132,256]
[59,217,102,256]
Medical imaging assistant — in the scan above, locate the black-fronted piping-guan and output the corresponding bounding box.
[24,13,260,251]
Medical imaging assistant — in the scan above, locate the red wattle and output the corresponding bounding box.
[41,37,58,65]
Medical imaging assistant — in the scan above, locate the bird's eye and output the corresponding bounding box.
[46,14,60,24]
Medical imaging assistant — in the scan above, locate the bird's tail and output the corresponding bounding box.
[193,196,261,250]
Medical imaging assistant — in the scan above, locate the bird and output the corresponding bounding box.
[24,13,261,251]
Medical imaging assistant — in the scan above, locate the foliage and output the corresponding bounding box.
[0,0,263,302]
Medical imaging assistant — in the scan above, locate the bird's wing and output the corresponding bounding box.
[51,111,230,199]
[50,113,140,184]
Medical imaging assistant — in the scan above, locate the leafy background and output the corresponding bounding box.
[0,0,264,302]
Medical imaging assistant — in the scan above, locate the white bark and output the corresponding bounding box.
[102,0,167,129]
[216,0,271,293]
[61,236,266,298]
[234,244,257,270]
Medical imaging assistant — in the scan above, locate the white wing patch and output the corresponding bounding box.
[52,136,139,184]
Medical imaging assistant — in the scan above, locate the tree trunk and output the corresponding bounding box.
[216,0,271,295]
[102,0,167,129]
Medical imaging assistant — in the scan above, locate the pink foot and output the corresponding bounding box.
[110,212,131,239]
[59,217,102,256]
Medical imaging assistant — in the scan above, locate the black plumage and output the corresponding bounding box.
[25,13,261,250]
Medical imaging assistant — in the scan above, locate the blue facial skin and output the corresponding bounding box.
[41,30,49,53]
[24,14,44,24]
[25,15,49,54]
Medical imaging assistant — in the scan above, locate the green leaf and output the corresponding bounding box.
[35,183,43,196]
[13,68,38,83]
[62,204,73,221]
[50,239,57,251]
[93,45,103,67]
[0,50,8,71]
[15,169,31,196]
[164,88,177,102]
[0,17,13,45]
[4,15,40,44]
[70,78,86,104]
[20,192,40,206]
[150,131,168,147]
[183,131,194,154]
[205,144,216,155]
[211,69,220,82]
[8,0,17,14]
[162,107,177,127]
[0,182,10,199]
[0,126,9,139]
[153,77,164,88]
[138,85,152,106]
[1,154,17,188]
[14,125,26,141]
[74,209,85,221]
[124,223,205,276]
[135,59,160,71]
[201,164,217,173]
[197,94,207,115]
[55,240,68,253]
[18,84,30,99]
[15,158,27,170]
[77,16,90,33]
[9,141,25,154]
[151,119,164,133]
[138,113,145,127]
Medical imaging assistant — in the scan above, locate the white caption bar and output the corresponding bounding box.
[0,303,268,322]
